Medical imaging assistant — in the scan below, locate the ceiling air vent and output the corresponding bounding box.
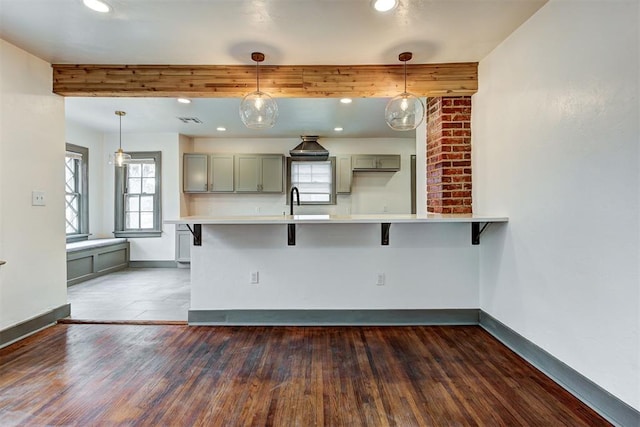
[177,117,203,124]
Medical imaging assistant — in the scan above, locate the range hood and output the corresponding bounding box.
[289,136,329,161]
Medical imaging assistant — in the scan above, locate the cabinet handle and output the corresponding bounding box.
[204,184,208,191]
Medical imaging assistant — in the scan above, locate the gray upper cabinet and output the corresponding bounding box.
[352,154,401,172]
[235,154,284,193]
[184,153,235,193]
[209,155,234,192]
[183,154,209,192]
[336,155,352,194]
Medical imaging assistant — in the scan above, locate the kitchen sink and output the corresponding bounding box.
[293,214,331,220]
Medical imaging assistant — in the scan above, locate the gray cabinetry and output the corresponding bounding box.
[183,154,208,192]
[352,154,401,171]
[183,154,234,193]
[175,224,191,263]
[235,154,283,193]
[336,155,352,194]
[209,155,234,192]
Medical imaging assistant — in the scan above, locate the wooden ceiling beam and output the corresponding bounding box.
[52,63,477,98]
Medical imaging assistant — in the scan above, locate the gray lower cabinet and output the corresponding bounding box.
[235,154,284,193]
[352,154,401,171]
[183,154,234,193]
[175,224,191,262]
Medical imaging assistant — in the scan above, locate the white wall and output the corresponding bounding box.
[103,132,181,261]
[192,223,479,310]
[473,0,639,410]
[0,40,67,331]
[65,120,108,238]
[189,137,415,216]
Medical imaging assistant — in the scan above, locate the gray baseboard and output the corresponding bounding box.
[0,304,71,349]
[129,260,178,268]
[479,311,639,427]
[188,309,479,326]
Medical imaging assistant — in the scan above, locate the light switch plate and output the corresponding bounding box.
[32,191,45,206]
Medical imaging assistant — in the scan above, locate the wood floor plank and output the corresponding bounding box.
[0,325,611,426]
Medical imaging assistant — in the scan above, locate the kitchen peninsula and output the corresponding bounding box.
[166,213,508,325]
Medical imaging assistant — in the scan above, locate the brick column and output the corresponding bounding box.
[426,96,472,214]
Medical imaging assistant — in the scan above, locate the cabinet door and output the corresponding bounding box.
[183,154,209,192]
[235,155,260,192]
[175,229,191,262]
[260,156,284,193]
[209,155,234,192]
[352,155,377,170]
[336,155,352,194]
[377,155,401,170]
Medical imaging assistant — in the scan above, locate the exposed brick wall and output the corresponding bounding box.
[426,96,472,214]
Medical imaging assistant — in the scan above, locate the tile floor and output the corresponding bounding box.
[67,267,190,321]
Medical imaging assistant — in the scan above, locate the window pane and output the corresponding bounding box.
[126,195,140,212]
[128,177,141,194]
[140,195,154,212]
[128,163,142,177]
[142,163,155,178]
[140,212,154,229]
[65,194,79,233]
[115,152,161,236]
[301,194,330,202]
[65,146,87,236]
[142,178,156,194]
[126,212,139,229]
[290,160,332,205]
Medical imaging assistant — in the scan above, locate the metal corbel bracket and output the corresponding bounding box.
[471,222,490,245]
[288,224,296,246]
[381,223,391,246]
[186,224,202,246]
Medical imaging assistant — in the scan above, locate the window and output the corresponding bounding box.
[287,157,336,205]
[65,143,89,242]
[114,151,162,237]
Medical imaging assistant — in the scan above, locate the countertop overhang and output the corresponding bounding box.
[165,213,508,225]
[166,214,508,246]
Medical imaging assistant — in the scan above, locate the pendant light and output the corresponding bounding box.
[109,110,131,167]
[385,52,425,131]
[239,52,278,129]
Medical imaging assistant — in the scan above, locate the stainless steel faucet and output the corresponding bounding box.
[290,186,300,215]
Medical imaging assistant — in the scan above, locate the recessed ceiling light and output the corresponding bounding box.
[177,98,191,104]
[340,98,353,104]
[372,0,398,12]
[83,0,111,13]
[334,127,344,132]
[216,127,227,132]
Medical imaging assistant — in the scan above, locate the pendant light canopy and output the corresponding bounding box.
[109,110,131,167]
[385,52,425,131]
[239,52,278,129]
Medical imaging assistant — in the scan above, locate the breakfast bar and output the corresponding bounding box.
[165,214,508,325]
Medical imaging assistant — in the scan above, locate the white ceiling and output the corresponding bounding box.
[1,0,547,138]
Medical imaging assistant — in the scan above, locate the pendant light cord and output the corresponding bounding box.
[403,59,407,93]
[119,113,122,149]
[256,60,260,93]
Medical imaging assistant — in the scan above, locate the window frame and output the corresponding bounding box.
[65,143,89,242]
[286,156,337,205]
[114,151,162,238]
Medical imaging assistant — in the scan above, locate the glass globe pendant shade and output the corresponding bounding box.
[385,92,425,131]
[109,148,132,167]
[239,90,278,129]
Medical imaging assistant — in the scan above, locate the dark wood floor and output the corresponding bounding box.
[0,325,609,426]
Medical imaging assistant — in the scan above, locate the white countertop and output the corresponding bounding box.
[165,213,508,225]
